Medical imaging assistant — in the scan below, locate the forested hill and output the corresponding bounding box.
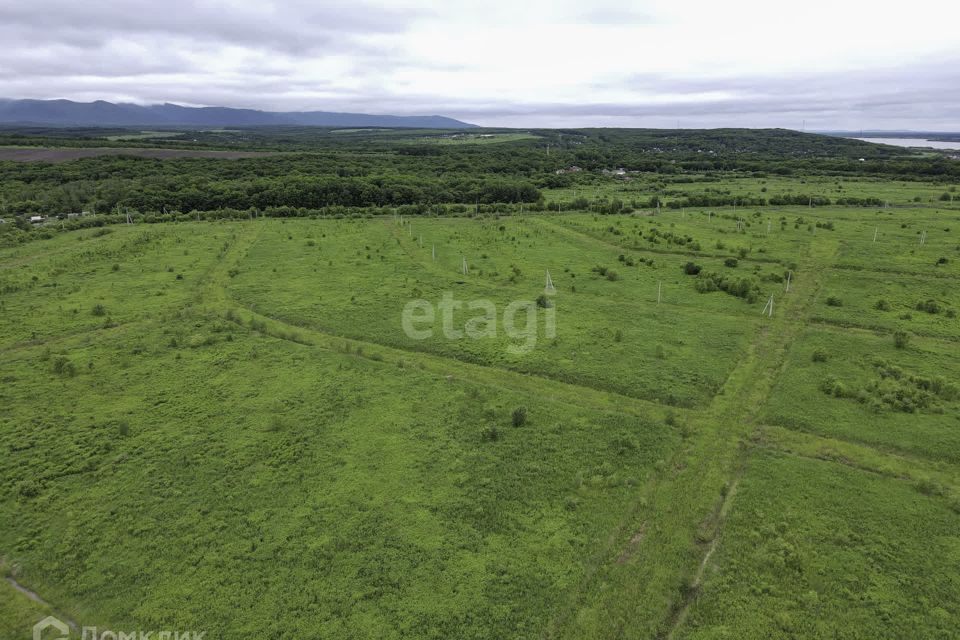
[1,127,957,223]
[0,125,910,159]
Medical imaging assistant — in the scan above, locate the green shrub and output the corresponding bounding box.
[812,349,829,363]
[51,355,76,377]
[874,299,891,311]
[91,303,107,316]
[724,258,739,267]
[17,479,42,498]
[481,425,501,441]
[916,299,942,314]
[683,262,702,275]
[893,330,910,349]
[915,478,946,497]
[819,375,846,398]
[825,296,842,307]
[512,406,527,427]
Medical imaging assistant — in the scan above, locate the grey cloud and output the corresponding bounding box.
[0,1,422,54]
[0,3,958,129]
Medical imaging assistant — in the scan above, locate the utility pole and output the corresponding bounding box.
[762,295,774,317]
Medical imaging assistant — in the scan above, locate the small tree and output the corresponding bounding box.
[894,330,910,349]
[512,406,527,427]
[51,355,76,377]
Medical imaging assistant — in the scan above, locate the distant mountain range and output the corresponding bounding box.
[0,99,476,129]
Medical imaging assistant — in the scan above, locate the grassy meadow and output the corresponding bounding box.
[2,156,960,636]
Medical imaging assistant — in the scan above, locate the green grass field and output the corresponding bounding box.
[2,194,960,637]
[103,131,184,141]
[544,175,959,208]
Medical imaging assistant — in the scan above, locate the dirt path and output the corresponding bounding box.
[542,235,838,639]
[5,577,79,630]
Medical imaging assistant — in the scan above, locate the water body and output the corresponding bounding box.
[851,137,960,150]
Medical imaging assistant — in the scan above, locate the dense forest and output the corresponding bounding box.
[1,127,958,233]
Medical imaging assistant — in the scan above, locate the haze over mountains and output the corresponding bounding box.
[0,99,476,129]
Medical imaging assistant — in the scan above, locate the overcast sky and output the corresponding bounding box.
[1,0,959,129]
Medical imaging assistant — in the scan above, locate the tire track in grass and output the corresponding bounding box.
[659,238,838,640]
[205,220,678,422]
[5,576,79,631]
[543,237,837,640]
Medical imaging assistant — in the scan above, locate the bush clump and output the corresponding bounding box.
[694,271,761,303]
[893,330,910,349]
[51,355,76,377]
[511,406,527,427]
[481,425,501,441]
[916,299,942,315]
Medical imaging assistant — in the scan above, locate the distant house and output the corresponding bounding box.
[555,165,583,175]
[29,215,45,224]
